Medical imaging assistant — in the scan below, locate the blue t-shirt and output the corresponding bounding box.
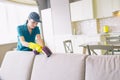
[17,23,40,51]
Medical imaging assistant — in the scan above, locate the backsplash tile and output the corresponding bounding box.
[99,16,120,33]
[72,19,98,35]
[72,16,120,35]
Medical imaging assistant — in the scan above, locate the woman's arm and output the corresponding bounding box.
[36,34,44,47]
[19,36,29,47]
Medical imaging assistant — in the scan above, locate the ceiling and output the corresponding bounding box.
[8,0,37,5]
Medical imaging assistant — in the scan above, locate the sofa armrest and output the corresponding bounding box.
[0,51,35,80]
[86,55,120,80]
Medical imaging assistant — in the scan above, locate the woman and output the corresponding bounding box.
[17,12,44,52]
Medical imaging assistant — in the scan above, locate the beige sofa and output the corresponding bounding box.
[0,51,120,80]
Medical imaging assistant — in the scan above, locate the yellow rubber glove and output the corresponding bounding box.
[35,44,43,53]
[28,42,37,50]
[28,42,42,53]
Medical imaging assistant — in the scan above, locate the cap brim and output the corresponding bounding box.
[34,19,42,23]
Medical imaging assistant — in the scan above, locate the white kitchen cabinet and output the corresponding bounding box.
[41,0,72,53]
[50,0,72,35]
[94,0,113,18]
[70,0,94,21]
[41,8,72,53]
[112,0,120,12]
[42,0,72,36]
[41,8,55,53]
[70,0,113,20]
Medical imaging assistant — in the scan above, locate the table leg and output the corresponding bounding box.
[83,47,86,54]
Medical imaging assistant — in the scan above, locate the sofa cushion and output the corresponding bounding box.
[31,53,87,80]
[86,55,120,80]
[0,51,35,80]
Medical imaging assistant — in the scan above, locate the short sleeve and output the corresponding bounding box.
[35,27,40,34]
[17,26,23,36]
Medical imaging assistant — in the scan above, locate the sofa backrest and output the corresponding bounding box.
[0,51,35,80]
[31,53,87,80]
[85,55,120,80]
[2,51,120,80]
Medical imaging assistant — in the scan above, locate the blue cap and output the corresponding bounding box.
[28,12,41,22]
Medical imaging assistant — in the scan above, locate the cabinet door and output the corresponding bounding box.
[70,0,94,21]
[112,0,120,12]
[41,8,55,52]
[94,0,112,18]
[50,0,72,35]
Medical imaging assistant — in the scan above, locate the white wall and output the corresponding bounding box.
[0,1,39,44]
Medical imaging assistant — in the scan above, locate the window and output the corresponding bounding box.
[0,2,39,44]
